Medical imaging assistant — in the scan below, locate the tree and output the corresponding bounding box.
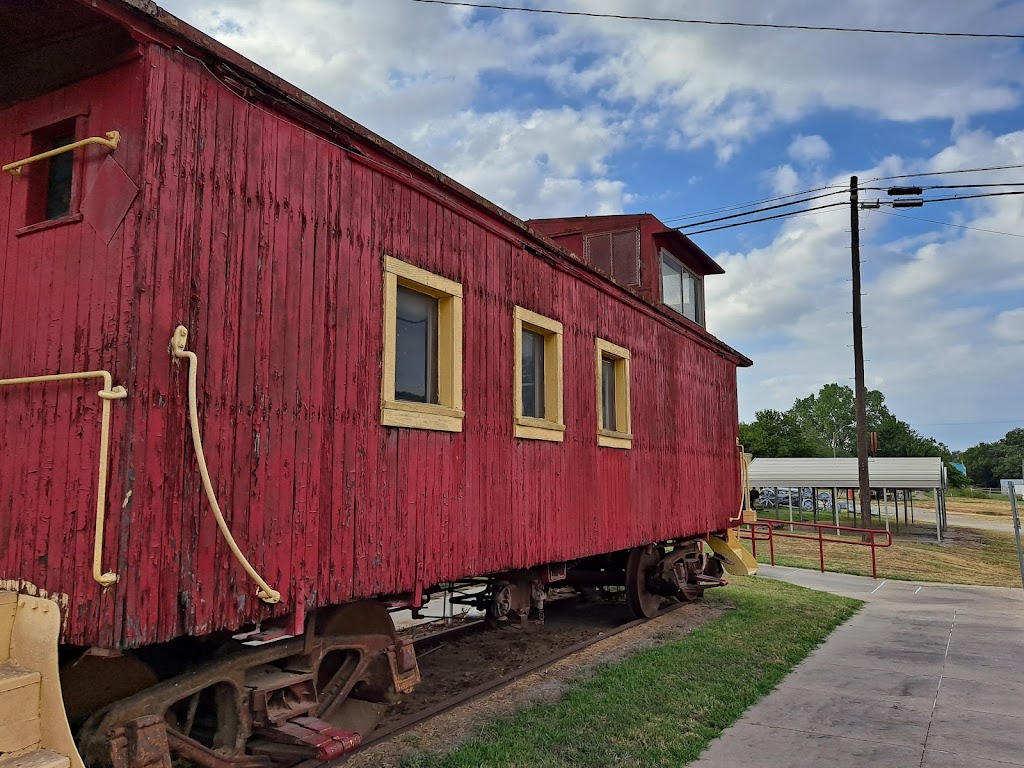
[789,383,891,457]
[743,383,974,488]
[962,428,1024,488]
[874,415,968,488]
[740,409,824,458]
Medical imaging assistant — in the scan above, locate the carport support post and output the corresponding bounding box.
[850,175,872,531]
[933,487,941,543]
[832,486,839,533]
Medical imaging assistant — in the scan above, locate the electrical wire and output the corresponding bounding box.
[914,419,1024,427]
[671,189,848,231]
[682,187,1024,237]
[684,201,847,235]
[410,0,1024,39]
[918,189,1024,204]
[865,164,1024,183]
[922,182,1024,190]
[662,184,847,223]
[666,182,1024,231]
[871,209,1024,239]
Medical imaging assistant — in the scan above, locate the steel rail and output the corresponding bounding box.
[338,601,690,762]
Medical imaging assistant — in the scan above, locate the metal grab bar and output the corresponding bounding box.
[170,326,282,604]
[0,371,128,587]
[3,130,121,176]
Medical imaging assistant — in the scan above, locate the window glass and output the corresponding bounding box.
[661,250,702,325]
[601,356,617,431]
[661,256,683,314]
[394,285,438,403]
[45,134,75,221]
[521,328,546,419]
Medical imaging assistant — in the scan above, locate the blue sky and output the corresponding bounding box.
[162,0,1024,451]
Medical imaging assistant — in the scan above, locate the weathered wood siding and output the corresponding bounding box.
[0,46,742,649]
[0,58,146,648]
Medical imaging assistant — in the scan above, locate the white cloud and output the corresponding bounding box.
[161,0,1024,203]
[992,309,1024,343]
[707,129,1024,448]
[788,135,831,165]
[408,107,632,217]
[765,164,801,196]
[553,0,1024,158]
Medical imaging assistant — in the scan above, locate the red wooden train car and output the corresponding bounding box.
[0,0,750,764]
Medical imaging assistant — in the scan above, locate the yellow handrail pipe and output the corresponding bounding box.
[0,371,127,587]
[170,326,282,605]
[3,130,121,176]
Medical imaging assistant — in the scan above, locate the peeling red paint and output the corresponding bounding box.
[1,26,747,652]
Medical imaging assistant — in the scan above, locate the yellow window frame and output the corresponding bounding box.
[513,307,565,442]
[595,338,632,449]
[381,255,464,432]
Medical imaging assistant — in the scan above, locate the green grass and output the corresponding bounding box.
[948,487,1010,501]
[402,577,861,768]
[756,523,1024,588]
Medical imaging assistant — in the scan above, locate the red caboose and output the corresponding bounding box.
[0,0,751,764]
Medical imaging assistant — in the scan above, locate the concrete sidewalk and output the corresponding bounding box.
[693,567,1024,768]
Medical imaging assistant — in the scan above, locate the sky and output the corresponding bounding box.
[160,0,1024,451]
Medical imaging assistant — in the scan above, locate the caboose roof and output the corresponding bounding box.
[527,213,726,277]
[4,0,750,367]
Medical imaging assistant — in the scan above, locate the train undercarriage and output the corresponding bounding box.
[0,539,726,768]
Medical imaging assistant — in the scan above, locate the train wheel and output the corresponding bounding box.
[625,546,663,619]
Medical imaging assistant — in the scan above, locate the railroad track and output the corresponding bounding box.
[336,600,690,762]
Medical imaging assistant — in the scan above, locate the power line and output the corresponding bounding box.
[410,0,1024,39]
[671,189,848,230]
[872,209,1024,239]
[865,164,1024,183]
[662,184,847,224]
[920,189,1024,204]
[924,182,1024,190]
[684,201,846,235]
[683,189,1024,236]
[915,419,1023,427]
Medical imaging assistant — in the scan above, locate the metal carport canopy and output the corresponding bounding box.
[747,457,945,489]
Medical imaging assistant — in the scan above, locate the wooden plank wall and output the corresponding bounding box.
[0,46,742,649]
[0,59,146,647]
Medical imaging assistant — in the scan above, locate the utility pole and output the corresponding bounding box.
[850,175,872,530]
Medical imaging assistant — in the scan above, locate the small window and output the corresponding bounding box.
[595,338,631,449]
[25,119,80,226]
[660,249,703,326]
[382,256,464,432]
[513,307,564,442]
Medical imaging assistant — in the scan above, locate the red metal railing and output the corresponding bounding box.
[738,519,893,579]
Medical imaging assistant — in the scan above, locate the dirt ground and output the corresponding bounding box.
[344,599,723,767]
[385,597,633,723]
